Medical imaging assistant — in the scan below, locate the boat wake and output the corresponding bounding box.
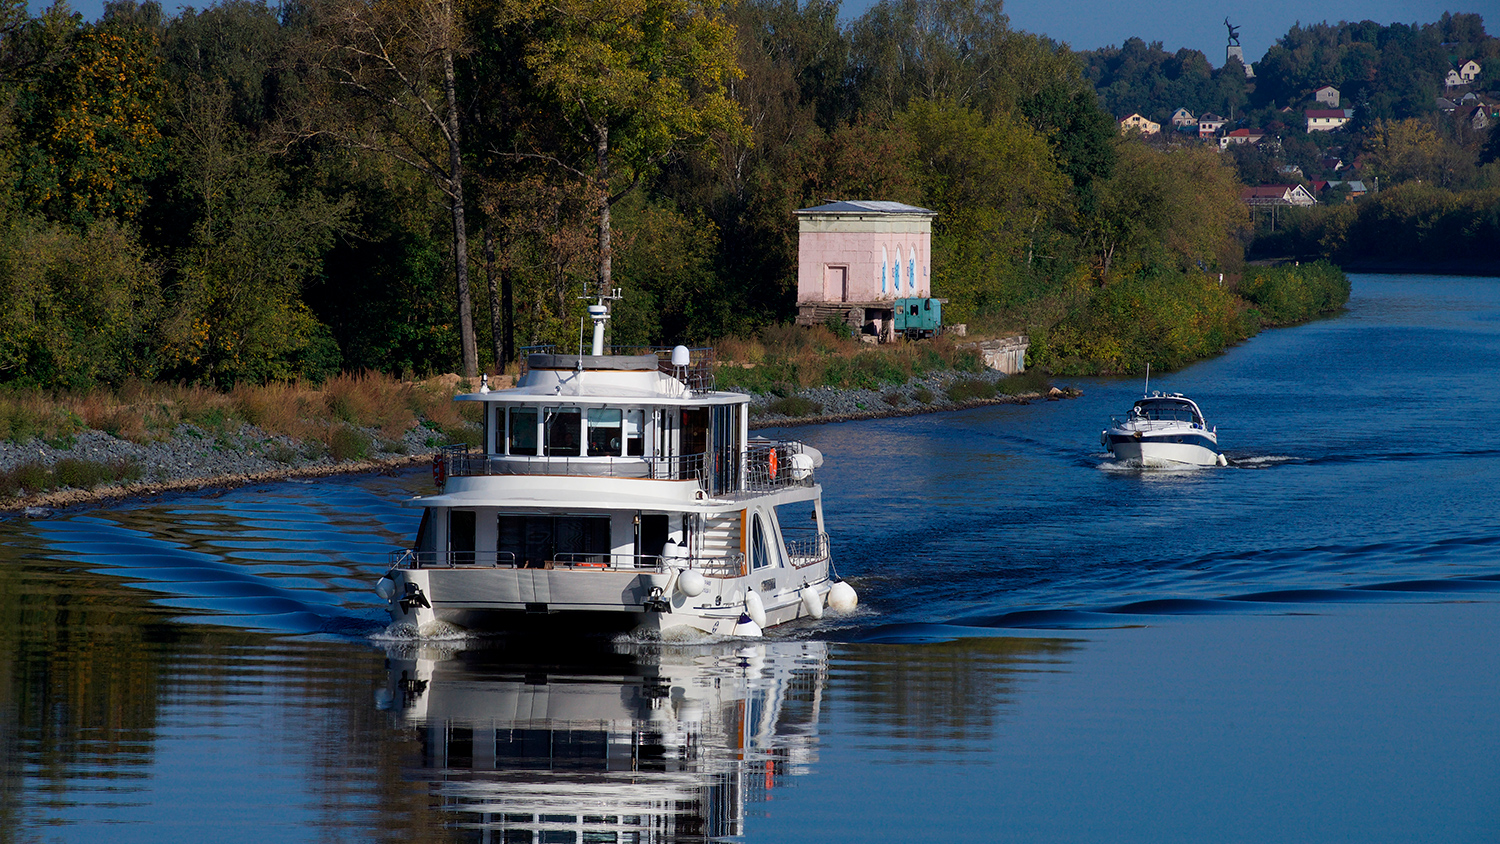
[1225,454,1303,468]
[371,618,478,643]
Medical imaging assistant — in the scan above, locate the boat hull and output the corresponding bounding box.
[1105,430,1220,467]
[384,564,832,637]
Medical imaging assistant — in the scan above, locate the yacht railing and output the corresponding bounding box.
[513,344,718,392]
[781,531,830,569]
[438,444,706,482]
[437,441,818,493]
[389,547,748,576]
[1109,416,1211,432]
[734,440,818,496]
[611,345,717,392]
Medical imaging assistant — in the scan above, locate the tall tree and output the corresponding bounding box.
[517,0,745,303]
[13,10,165,226]
[302,0,480,376]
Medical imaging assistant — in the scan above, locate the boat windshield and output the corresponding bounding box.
[1131,399,1203,424]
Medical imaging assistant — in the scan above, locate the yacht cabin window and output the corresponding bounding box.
[508,407,538,455]
[506,404,647,458]
[544,407,582,456]
[586,408,623,456]
[750,513,771,570]
[625,409,644,456]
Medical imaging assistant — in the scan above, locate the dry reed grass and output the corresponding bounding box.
[2,371,477,450]
[714,324,986,393]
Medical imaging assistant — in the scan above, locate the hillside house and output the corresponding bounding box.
[1306,108,1353,132]
[1457,105,1490,131]
[1118,113,1161,135]
[1313,85,1339,107]
[794,200,936,339]
[1197,113,1227,138]
[1446,69,1465,89]
[1218,128,1265,149]
[1324,180,1367,200]
[1461,60,1482,83]
[1240,185,1317,207]
[1170,108,1196,129]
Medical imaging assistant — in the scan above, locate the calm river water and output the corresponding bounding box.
[5,274,1500,843]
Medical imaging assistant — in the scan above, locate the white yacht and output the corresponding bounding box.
[377,300,856,638]
[1102,391,1226,467]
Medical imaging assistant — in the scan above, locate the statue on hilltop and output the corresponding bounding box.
[1224,18,1241,47]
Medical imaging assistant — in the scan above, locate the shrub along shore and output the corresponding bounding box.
[0,263,1348,514]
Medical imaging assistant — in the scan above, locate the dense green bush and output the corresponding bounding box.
[1036,271,1254,375]
[764,396,823,417]
[995,369,1051,396]
[945,378,998,402]
[1238,262,1350,325]
[328,425,371,462]
[0,458,143,495]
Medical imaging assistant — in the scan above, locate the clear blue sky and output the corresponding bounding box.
[37,0,1483,69]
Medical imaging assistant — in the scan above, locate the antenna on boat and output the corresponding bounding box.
[1144,363,1150,397]
[578,288,623,356]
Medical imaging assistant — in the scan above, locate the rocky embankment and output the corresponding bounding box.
[1,368,1076,514]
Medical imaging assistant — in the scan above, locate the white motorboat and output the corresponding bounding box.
[1102,390,1225,467]
[377,299,856,638]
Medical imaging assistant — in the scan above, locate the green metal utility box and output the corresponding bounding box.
[893,297,942,338]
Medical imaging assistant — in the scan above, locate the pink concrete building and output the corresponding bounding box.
[793,200,936,338]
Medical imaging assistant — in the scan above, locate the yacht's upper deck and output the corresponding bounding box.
[432,350,818,498]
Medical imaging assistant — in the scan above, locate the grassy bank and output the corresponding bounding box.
[713,324,990,394]
[1029,264,1350,376]
[0,373,483,497]
[0,372,481,452]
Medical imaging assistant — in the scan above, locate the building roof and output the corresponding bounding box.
[1314,85,1338,93]
[1241,186,1296,199]
[1305,109,1351,119]
[794,200,936,216]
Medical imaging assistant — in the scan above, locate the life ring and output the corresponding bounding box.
[767,449,778,479]
[432,454,446,487]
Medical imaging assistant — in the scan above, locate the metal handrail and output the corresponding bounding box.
[611,345,718,392]
[1108,417,1212,432]
[389,549,520,568]
[389,547,749,575]
[781,532,830,569]
[439,445,707,482]
[737,440,817,494]
[435,439,818,494]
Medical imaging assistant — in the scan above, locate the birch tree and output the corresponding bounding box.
[303,0,480,375]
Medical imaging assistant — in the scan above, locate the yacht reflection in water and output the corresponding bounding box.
[377,638,828,842]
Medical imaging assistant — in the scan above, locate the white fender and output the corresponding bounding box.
[677,569,706,598]
[828,580,858,613]
[744,590,767,628]
[731,613,763,638]
[799,585,825,620]
[375,577,396,601]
